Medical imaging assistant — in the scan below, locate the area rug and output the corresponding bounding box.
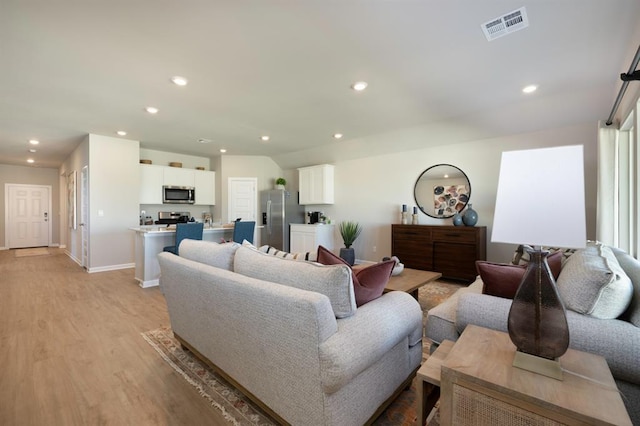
[143,280,463,425]
[14,247,50,257]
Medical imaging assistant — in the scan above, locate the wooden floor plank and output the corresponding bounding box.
[0,248,229,425]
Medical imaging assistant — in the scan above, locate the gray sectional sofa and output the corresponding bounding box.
[426,245,640,425]
[158,240,423,426]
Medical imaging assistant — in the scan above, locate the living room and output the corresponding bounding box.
[1,1,640,425]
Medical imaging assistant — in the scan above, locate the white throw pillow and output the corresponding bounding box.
[557,242,633,319]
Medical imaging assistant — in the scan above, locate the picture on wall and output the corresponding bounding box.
[68,170,77,229]
[433,184,469,217]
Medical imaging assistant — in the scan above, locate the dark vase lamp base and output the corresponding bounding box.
[508,246,569,380]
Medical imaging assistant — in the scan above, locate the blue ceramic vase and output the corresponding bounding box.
[452,213,463,226]
[462,204,478,226]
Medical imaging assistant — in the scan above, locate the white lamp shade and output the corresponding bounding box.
[491,145,587,249]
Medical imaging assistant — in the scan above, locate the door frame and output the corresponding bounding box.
[4,183,53,249]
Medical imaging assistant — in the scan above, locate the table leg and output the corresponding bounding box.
[416,380,440,426]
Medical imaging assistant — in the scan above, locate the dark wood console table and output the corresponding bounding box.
[391,224,486,283]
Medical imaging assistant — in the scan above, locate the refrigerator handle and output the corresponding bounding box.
[266,199,272,235]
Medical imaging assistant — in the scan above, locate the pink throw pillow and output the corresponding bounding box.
[477,251,563,299]
[316,245,395,306]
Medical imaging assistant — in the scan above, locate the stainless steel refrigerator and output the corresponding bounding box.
[260,190,305,252]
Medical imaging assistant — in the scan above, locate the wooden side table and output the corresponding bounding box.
[416,340,454,426]
[440,325,632,426]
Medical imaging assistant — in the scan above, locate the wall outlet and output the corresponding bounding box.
[372,246,377,252]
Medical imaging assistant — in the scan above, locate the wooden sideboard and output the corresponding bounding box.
[391,224,486,283]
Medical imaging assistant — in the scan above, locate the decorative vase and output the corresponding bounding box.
[452,213,463,226]
[276,184,285,190]
[401,211,409,225]
[339,247,355,266]
[411,214,419,225]
[462,204,478,226]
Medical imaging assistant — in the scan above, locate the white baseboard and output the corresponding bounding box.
[87,263,135,273]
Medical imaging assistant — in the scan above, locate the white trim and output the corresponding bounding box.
[136,277,160,288]
[87,263,135,273]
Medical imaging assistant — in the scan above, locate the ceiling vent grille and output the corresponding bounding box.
[481,7,529,41]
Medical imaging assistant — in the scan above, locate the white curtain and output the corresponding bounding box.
[597,117,638,257]
[597,121,619,246]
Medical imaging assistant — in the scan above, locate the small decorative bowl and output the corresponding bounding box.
[392,262,404,276]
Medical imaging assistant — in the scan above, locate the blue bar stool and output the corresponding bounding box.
[163,222,204,255]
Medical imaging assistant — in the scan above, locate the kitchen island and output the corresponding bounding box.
[131,225,234,288]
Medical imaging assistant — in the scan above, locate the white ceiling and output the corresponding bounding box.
[1,1,639,170]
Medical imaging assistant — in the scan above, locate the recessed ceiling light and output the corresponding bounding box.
[351,81,368,91]
[333,133,343,139]
[261,135,270,142]
[522,84,538,94]
[27,158,34,163]
[220,148,227,153]
[29,149,37,153]
[145,106,159,114]
[171,76,188,86]
[29,139,39,145]
[116,130,127,136]
[444,174,449,178]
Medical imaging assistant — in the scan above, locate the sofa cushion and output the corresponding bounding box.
[477,251,563,299]
[177,239,239,270]
[317,245,394,306]
[512,244,576,267]
[234,246,357,318]
[611,247,640,327]
[557,243,633,319]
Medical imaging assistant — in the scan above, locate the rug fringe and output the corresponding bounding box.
[141,332,241,426]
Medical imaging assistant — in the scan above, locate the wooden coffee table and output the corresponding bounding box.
[384,268,442,299]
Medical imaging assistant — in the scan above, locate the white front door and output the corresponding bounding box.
[228,178,257,223]
[6,184,51,248]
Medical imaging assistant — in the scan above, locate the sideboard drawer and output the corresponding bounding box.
[431,228,476,243]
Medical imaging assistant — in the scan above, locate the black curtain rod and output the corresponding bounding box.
[606,44,640,126]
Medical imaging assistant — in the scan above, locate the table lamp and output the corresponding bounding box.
[491,145,586,380]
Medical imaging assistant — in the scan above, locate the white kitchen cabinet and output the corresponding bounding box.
[298,164,334,205]
[194,170,216,205]
[140,164,164,204]
[163,167,195,187]
[290,224,334,253]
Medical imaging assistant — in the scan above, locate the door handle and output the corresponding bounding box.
[266,200,272,235]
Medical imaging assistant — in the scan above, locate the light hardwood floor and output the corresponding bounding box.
[0,248,229,425]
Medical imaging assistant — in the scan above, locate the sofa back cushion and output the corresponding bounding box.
[557,243,633,319]
[178,239,239,270]
[234,246,357,318]
[611,247,640,327]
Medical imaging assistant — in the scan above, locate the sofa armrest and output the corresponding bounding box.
[456,293,640,385]
[319,291,423,393]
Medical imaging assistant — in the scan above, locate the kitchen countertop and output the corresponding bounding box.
[130,224,235,234]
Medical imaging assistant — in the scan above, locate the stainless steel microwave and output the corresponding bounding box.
[163,185,195,204]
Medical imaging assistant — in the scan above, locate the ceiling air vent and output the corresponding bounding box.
[481,7,529,41]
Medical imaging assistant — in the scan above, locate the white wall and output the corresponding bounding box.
[88,134,140,270]
[59,137,89,261]
[0,164,61,249]
[294,122,598,264]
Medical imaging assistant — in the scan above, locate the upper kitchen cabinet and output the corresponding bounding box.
[140,164,164,204]
[298,164,334,205]
[163,166,195,187]
[194,170,215,205]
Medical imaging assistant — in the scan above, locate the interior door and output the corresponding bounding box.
[6,184,51,248]
[228,178,257,222]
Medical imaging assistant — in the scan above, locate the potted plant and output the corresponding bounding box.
[339,221,362,266]
[275,177,286,190]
